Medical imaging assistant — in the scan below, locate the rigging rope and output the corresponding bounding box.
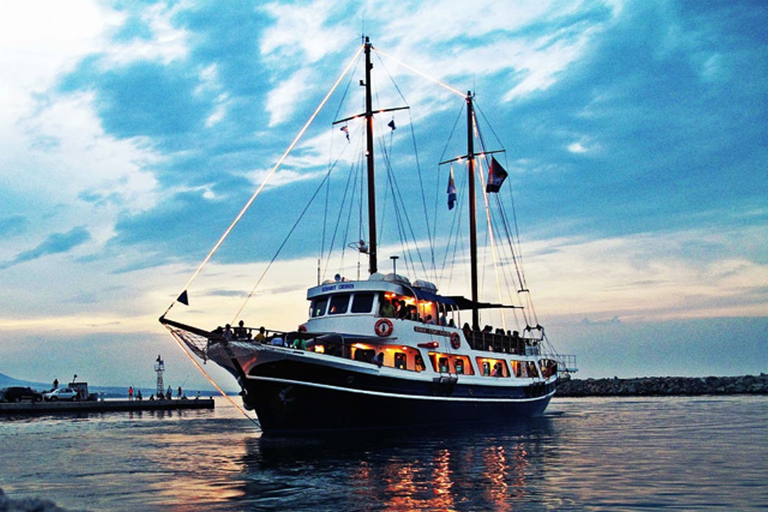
[162,44,364,317]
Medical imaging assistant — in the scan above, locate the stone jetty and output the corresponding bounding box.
[557,374,768,397]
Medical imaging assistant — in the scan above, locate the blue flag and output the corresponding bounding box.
[486,157,508,193]
[447,168,457,210]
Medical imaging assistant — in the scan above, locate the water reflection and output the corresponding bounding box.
[237,417,558,511]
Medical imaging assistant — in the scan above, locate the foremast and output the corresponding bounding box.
[364,37,378,275]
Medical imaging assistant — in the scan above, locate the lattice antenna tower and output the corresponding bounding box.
[154,356,165,396]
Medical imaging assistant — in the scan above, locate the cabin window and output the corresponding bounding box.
[476,357,508,377]
[353,348,375,363]
[438,357,449,373]
[328,293,350,315]
[351,293,374,313]
[454,356,474,375]
[394,352,407,369]
[311,296,329,317]
[415,353,426,372]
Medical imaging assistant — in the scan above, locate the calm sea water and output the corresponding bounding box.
[0,396,765,511]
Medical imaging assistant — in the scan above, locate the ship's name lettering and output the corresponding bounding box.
[413,326,451,337]
[321,283,355,292]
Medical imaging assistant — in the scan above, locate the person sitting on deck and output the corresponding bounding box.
[223,324,233,340]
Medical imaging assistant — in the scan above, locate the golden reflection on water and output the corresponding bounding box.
[342,437,534,511]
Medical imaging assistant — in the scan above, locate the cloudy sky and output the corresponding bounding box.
[0,0,766,391]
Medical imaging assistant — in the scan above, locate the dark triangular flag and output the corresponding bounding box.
[340,125,350,141]
[177,290,189,306]
[447,167,457,210]
[388,119,396,131]
[486,157,508,193]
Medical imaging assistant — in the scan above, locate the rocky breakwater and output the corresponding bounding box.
[557,374,768,397]
[0,488,88,512]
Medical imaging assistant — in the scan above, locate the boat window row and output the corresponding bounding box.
[296,339,554,379]
[428,352,556,379]
[310,291,458,326]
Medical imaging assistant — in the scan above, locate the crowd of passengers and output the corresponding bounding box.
[379,298,455,327]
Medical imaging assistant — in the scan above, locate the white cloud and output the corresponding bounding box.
[0,0,119,122]
[521,227,768,321]
[265,68,314,127]
[100,1,191,66]
[1,92,161,256]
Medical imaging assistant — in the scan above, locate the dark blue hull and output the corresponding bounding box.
[241,359,555,434]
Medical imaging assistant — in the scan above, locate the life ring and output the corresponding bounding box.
[450,332,461,349]
[374,318,394,337]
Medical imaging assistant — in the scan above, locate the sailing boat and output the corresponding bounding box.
[160,37,576,434]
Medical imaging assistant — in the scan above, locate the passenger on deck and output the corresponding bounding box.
[291,338,307,350]
[397,300,409,319]
[254,326,266,342]
[425,315,436,325]
[234,320,247,339]
[373,351,384,367]
[223,324,233,341]
[439,313,447,326]
[381,298,395,318]
[492,363,503,377]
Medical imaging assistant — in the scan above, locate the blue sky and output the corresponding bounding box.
[0,0,766,390]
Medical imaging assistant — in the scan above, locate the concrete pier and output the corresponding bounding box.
[0,398,214,415]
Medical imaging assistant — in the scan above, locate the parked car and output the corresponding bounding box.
[43,387,79,401]
[1,386,43,402]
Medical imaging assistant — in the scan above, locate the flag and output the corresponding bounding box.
[387,119,396,131]
[486,157,508,193]
[340,125,350,141]
[177,290,189,306]
[447,167,457,210]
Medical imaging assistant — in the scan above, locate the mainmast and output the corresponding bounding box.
[364,37,378,275]
[466,92,479,329]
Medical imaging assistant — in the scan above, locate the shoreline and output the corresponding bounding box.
[556,374,768,397]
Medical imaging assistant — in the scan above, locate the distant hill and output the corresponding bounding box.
[0,372,48,390]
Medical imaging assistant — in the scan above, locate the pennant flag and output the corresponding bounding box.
[340,125,350,141]
[177,290,189,306]
[387,119,396,131]
[486,157,508,193]
[447,167,457,210]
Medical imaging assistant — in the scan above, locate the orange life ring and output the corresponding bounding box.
[450,332,461,349]
[374,318,394,337]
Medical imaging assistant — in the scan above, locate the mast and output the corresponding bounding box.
[467,92,479,329]
[364,36,378,275]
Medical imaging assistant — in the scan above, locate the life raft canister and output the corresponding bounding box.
[374,318,394,337]
[450,332,461,349]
